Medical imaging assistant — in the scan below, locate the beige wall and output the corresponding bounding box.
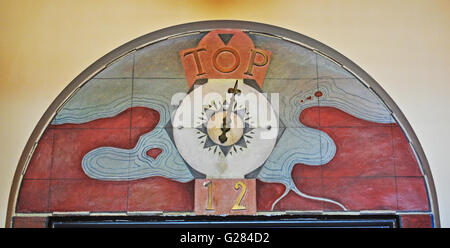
[0,0,449,227]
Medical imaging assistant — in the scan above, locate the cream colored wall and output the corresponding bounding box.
[0,0,449,227]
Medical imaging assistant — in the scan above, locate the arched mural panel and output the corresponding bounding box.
[8,21,437,228]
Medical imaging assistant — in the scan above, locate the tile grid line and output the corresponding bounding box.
[315,53,325,211]
[390,125,400,212]
[47,129,55,213]
[127,52,137,213]
[20,175,428,181]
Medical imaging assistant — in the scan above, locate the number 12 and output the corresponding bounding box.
[203,181,247,211]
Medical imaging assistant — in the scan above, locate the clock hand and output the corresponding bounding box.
[218,116,230,144]
[218,80,241,144]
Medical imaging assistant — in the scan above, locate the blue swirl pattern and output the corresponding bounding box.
[258,78,394,210]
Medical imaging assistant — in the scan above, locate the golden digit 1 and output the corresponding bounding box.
[231,181,247,210]
[204,181,214,210]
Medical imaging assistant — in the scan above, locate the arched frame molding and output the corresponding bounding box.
[6,20,440,227]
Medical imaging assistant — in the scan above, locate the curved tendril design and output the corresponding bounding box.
[271,182,347,211]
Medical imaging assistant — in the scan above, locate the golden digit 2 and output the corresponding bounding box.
[231,181,247,210]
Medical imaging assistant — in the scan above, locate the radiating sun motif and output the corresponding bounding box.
[195,98,255,157]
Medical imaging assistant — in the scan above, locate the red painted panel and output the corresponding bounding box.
[319,106,389,127]
[51,128,131,179]
[322,177,397,210]
[321,127,395,177]
[401,214,432,228]
[49,179,128,212]
[392,126,422,176]
[131,107,160,128]
[397,177,430,211]
[256,180,285,211]
[16,180,50,213]
[299,106,319,128]
[13,217,47,228]
[128,177,194,212]
[24,129,53,179]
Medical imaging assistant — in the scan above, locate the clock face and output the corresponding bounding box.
[172,79,278,178]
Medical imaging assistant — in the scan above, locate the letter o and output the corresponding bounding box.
[212,47,240,73]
